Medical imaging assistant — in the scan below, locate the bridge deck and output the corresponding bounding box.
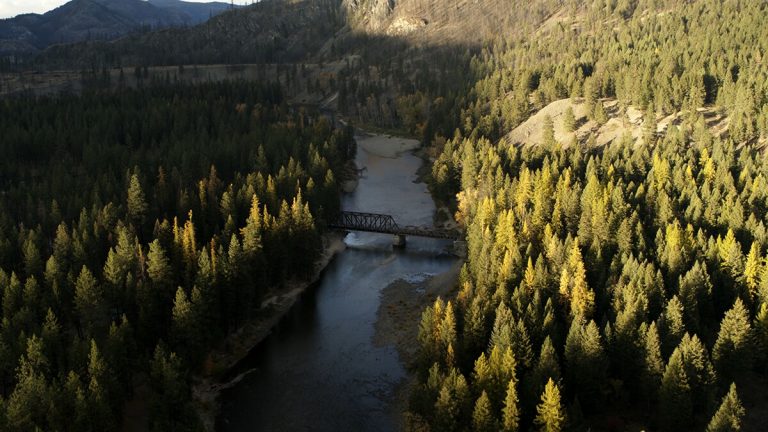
[328,211,458,240]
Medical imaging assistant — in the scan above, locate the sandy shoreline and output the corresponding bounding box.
[192,231,347,431]
[373,260,462,431]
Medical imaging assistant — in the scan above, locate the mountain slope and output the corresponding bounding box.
[39,0,345,67]
[0,0,234,55]
[33,0,564,69]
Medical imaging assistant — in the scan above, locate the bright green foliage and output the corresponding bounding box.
[560,242,594,319]
[534,379,565,432]
[743,242,761,300]
[501,377,520,432]
[706,383,745,432]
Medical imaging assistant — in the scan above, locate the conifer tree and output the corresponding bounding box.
[534,378,565,432]
[147,240,172,289]
[6,337,50,430]
[660,347,693,431]
[641,322,664,402]
[659,296,686,357]
[74,266,106,336]
[127,173,148,226]
[472,391,497,432]
[543,115,557,148]
[533,336,561,393]
[171,287,197,360]
[87,340,115,431]
[743,242,761,299]
[706,383,745,432]
[712,299,753,382]
[434,368,471,432]
[563,107,576,133]
[501,377,520,432]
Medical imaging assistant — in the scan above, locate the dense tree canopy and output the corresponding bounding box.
[0,80,354,429]
[412,1,768,430]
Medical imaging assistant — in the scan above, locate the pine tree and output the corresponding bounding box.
[660,296,686,358]
[660,347,693,430]
[533,336,561,393]
[534,378,565,432]
[641,322,664,402]
[565,320,607,410]
[74,266,106,336]
[743,242,761,299]
[22,236,42,278]
[706,383,745,432]
[241,195,263,258]
[643,103,657,144]
[6,337,50,430]
[472,391,497,432]
[712,298,753,382]
[440,301,458,365]
[563,107,576,133]
[171,287,197,360]
[434,368,471,432]
[87,340,115,431]
[127,173,148,225]
[543,115,557,147]
[147,240,172,290]
[560,241,595,319]
[501,377,520,432]
[593,101,608,125]
[756,302,768,371]
[149,344,198,431]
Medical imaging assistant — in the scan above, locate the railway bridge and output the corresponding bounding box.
[328,211,464,252]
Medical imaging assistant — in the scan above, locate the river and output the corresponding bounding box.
[217,131,459,431]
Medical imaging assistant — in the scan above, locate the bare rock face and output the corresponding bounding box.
[343,0,395,32]
[386,16,427,36]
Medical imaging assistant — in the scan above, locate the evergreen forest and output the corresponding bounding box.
[0,80,354,430]
[410,0,768,431]
[1,0,768,431]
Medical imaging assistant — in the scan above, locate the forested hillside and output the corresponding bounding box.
[411,0,768,431]
[0,81,354,430]
[2,0,768,430]
[0,0,235,57]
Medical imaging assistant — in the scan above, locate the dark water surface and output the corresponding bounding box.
[218,135,458,431]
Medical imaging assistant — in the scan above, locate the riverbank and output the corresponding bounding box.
[369,130,463,431]
[374,260,462,431]
[192,231,347,431]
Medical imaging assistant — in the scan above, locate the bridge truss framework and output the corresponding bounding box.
[329,211,459,240]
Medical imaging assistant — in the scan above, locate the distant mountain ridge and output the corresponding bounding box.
[0,0,235,56]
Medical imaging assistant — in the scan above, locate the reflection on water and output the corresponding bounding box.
[219,134,458,432]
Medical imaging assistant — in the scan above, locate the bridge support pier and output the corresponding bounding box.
[393,234,407,248]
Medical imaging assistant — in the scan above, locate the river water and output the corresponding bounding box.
[218,133,458,431]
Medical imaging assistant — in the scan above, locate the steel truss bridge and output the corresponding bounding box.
[329,211,459,240]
